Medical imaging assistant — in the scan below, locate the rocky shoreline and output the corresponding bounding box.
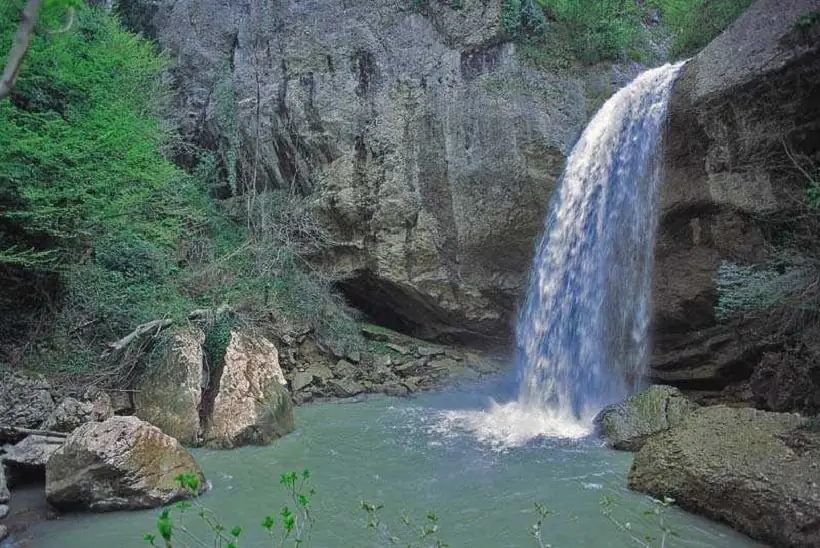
[0,322,507,545]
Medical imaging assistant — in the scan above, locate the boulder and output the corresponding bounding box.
[134,328,205,446]
[594,385,699,451]
[327,379,365,398]
[628,406,820,547]
[202,332,294,449]
[291,371,314,393]
[0,373,55,435]
[3,435,64,470]
[42,398,94,433]
[45,416,206,512]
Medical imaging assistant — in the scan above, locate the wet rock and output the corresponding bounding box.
[594,385,699,451]
[134,328,205,446]
[202,332,294,449]
[0,524,6,542]
[378,383,409,397]
[327,379,365,398]
[45,416,206,512]
[629,406,819,547]
[402,377,424,392]
[42,398,94,434]
[373,354,393,368]
[291,372,314,393]
[3,436,64,470]
[0,374,55,436]
[0,504,8,519]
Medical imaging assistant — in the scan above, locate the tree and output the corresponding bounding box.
[0,0,76,100]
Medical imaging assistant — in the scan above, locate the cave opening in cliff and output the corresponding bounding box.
[335,271,429,339]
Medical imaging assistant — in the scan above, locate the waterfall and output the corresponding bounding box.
[514,62,685,422]
[435,63,684,449]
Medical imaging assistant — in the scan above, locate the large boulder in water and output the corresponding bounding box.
[653,0,820,397]
[202,332,294,449]
[134,328,205,446]
[594,385,698,451]
[628,406,820,547]
[45,416,205,511]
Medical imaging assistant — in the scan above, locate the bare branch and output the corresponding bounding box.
[0,0,44,100]
[101,318,173,358]
[0,425,69,439]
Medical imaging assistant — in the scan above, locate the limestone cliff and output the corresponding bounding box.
[119,0,589,343]
[654,0,820,400]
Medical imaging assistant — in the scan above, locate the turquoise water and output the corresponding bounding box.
[32,388,758,547]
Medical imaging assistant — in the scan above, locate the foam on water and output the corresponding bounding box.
[433,400,592,452]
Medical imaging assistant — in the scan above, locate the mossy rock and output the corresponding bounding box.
[593,385,698,451]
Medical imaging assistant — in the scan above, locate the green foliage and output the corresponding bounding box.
[146,470,315,548]
[506,0,752,65]
[646,0,754,58]
[714,260,808,321]
[202,314,236,371]
[601,495,677,548]
[144,472,688,548]
[361,500,448,547]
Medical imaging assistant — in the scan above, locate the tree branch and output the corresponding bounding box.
[101,319,173,358]
[0,425,69,439]
[0,0,43,101]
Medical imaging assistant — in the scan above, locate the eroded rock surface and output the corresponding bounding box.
[0,374,55,436]
[134,328,205,446]
[45,416,205,511]
[653,0,820,394]
[202,332,294,449]
[594,385,698,451]
[629,406,820,547]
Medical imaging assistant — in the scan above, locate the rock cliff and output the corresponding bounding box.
[119,0,589,344]
[652,0,820,398]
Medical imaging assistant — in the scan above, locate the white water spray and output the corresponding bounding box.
[439,62,684,449]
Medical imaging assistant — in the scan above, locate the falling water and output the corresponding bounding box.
[435,63,685,449]
[515,62,685,422]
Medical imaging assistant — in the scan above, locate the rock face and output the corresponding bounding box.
[653,0,820,392]
[45,416,206,511]
[3,435,64,470]
[42,397,95,433]
[0,373,55,434]
[134,328,205,446]
[202,332,294,449]
[594,385,698,451]
[120,0,589,343]
[629,406,820,547]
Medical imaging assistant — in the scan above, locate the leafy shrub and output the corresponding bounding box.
[714,260,808,320]
[646,0,754,58]
[504,0,753,65]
